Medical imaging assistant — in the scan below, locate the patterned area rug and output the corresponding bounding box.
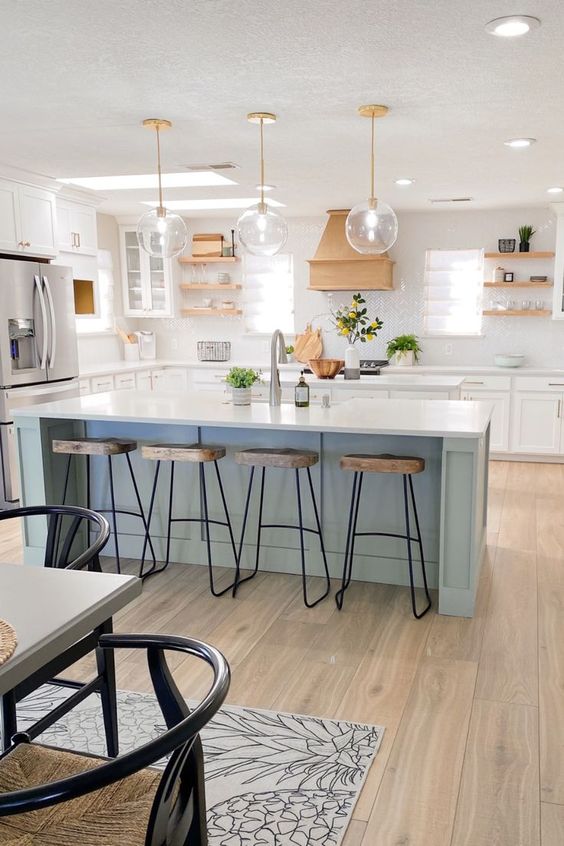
[15,686,383,846]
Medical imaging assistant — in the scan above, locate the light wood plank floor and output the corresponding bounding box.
[1,459,562,845]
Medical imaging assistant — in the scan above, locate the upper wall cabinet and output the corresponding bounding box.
[56,198,98,256]
[0,178,57,258]
[119,225,173,317]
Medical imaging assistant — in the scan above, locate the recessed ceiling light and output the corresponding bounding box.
[255,183,276,192]
[547,187,563,194]
[485,15,540,37]
[57,171,237,190]
[395,178,414,186]
[504,138,536,148]
[140,197,285,211]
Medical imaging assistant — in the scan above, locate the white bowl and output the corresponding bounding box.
[494,354,525,368]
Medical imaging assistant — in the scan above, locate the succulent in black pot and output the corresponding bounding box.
[518,225,536,252]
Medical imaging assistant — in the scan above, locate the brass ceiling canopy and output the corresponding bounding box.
[358,105,389,118]
[247,112,277,124]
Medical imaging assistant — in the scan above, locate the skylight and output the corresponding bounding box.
[57,172,237,190]
[140,198,285,210]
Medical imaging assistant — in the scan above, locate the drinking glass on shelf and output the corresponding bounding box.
[521,300,532,311]
[535,300,545,310]
[507,300,517,311]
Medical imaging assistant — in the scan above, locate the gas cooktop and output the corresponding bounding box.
[304,359,390,376]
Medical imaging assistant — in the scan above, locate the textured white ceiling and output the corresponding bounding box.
[0,0,561,216]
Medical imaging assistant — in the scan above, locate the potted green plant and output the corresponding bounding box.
[518,225,536,253]
[285,344,295,363]
[330,293,383,379]
[386,334,422,367]
[225,367,261,406]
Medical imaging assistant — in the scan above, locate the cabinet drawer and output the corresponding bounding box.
[78,378,91,396]
[90,375,115,393]
[334,388,384,401]
[462,376,511,391]
[135,370,152,391]
[513,376,564,392]
[114,373,136,390]
[389,390,450,400]
[192,368,229,385]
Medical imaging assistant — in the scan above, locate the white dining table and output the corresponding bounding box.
[0,563,141,748]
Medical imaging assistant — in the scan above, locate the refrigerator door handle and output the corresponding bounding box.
[42,275,57,369]
[33,274,48,370]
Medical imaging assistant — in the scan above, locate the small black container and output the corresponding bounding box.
[519,241,530,253]
[498,238,516,253]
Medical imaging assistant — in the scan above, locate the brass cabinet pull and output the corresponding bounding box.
[464,381,484,385]
[549,383,564,387]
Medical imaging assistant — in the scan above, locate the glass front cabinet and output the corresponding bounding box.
[119,225,174,317]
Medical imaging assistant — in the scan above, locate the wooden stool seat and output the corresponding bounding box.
[340,453,425,475]
[52,437,137,457]
[235,447,319,469]
[141,443,226,463]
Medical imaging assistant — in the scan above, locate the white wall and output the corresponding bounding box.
[108,206,563,368]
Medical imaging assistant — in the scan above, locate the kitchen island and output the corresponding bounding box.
[14,391,492,616]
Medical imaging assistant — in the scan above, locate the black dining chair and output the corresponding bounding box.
[0,634,230,846]
[0,505,121,756]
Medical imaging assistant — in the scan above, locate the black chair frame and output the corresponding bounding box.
[0,505,122,756]
[235,464,331,608]
[335,471,432,618]
[0,634,230,846]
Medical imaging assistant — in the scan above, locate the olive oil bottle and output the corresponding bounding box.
[295,370,310,407]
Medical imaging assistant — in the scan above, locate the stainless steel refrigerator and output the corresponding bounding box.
[0,259,79,507]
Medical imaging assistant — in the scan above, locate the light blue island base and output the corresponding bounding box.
[14,394,490,618]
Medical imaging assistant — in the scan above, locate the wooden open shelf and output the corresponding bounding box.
[180,283,241,291]
[483,309,551,317]
[483,281,552,288]
[179,256,239,264]
[181,308,242,317]
[484,251,555,259]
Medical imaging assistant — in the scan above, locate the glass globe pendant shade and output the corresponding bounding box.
[237,202,288,257]
[136,207,187,259]
[345,199,398,254]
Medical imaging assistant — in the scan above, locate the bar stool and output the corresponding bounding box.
[139,443,238,594]
[234,447,331,608]
[335,453,432,618]
[52,437,156,575]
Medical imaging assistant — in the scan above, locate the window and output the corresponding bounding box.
[75,249,115,334]
[423,248,484,336]
[243,253,294,334]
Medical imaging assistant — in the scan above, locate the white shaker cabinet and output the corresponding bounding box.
[0,178,57,257]
[461,389,510,452]
[151,368,188,393]
[511,391,562,454]
[57,199,97,255]
[119,225,173,317]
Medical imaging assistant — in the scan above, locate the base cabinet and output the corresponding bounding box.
[461,390,510,453]
[511,392,562,454]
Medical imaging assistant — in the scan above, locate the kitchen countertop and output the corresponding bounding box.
[78,359,564,379]
[14,390,493,439]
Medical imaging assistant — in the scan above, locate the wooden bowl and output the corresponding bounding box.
[307,358,344,379]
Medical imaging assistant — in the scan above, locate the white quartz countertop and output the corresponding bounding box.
[78,358,564,379]
[14,390,493,439]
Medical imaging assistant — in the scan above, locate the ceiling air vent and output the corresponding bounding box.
[183,162,239,172]
[429,197,474,204]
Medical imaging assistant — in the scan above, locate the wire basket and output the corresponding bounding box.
[498,239,516,253]
[197,341,231,362]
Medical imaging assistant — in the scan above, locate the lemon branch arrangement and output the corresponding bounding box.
[330,293,383,344]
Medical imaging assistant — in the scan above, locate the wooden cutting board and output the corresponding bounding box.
[293,324,323,363]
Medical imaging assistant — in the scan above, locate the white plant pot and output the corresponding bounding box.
[344,344,360,380]
[395,350,414,367]
[231,387,252,406]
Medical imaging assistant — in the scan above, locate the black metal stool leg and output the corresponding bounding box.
[233,466,256,596]
[125,452,157,571]
[213,460,240,589]
[295,468,309,606]
[408,474,432,616]
[61,453,72,505]
[303,467,331,607]
[139,460,162,579]
[86,453,91,558]
[164,461,175,570]
[336,471,364,610]
[107,455,121,574]
[402,474,431,619]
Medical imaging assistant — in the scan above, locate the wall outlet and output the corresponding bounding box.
[444,343,453,356]
[171,337,178,351]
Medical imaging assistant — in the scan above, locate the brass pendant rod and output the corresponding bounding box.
[370,112,375,203]
[156,124,164,212]
[259,117,265,207]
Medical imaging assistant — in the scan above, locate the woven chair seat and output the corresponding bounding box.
[0,743,160,846]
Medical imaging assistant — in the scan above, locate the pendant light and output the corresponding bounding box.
[346,105,398,254]
[136,119,188,259]
[237,112,288,256]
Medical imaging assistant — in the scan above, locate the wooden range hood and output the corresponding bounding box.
[308,209,394,291]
